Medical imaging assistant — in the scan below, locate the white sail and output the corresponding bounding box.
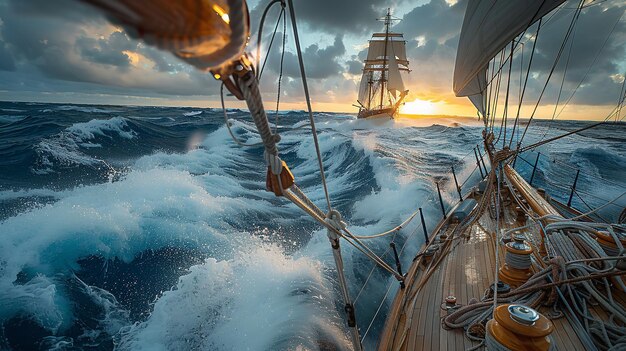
[453,0,567,114]
[387,54,405,99]
[366,38,407,61]
[358,71,371,107]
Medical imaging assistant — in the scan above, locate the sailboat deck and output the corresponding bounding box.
[376,187,623,350]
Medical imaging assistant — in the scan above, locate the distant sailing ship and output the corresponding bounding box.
[356,9,410,119]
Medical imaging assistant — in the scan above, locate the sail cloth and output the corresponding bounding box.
[80,0,249,70]
[367,39,407,61]
[453,0,566,114]
[387,54,405,99]
[358,71,372,107]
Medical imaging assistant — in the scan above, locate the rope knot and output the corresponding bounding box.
[264,150,283,175]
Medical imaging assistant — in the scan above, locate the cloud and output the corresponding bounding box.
[263,33,346,79]
[0,0,624,114]
[523,2,626,106]
[0,40,15,71]
[251,0,404,35]
[0,0,220,98]
[75,31,135,69]
[346,59,362,75]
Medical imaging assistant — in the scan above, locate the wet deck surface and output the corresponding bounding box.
[377,189,595,351]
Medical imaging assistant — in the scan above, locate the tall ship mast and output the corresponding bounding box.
[357,9,410,119]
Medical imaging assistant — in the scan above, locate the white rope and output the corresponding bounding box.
[352,210,419,239]
[220,83,264,147]
[493,165,502,316]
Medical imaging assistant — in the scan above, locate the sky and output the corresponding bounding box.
[0,0,625,120]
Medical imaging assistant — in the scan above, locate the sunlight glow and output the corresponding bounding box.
[400,98,436,115]
[122,50,140,65]
[212,4,230,24]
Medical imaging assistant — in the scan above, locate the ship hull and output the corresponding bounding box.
[357,107,395,119]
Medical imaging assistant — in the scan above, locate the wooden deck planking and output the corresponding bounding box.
[379,190,624,351]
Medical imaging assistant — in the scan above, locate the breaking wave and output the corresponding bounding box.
[1,101,624,350]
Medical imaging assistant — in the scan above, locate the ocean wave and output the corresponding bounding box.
[2,103,625,350]
[118,244,349,351]
[42,105,120,114]
[0,115,25,124]
[32,117,137,173]
[183,110,203,117]
[67,116,137,141]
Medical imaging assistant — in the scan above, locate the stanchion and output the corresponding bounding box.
[419,207,428,244]
[567,169,580,207]
[436,182,447,219]
[529,152,540,185]
[474,147,485,178]
[451,166,463,202]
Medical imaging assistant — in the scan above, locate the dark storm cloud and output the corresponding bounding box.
[0,0,624,110]
[0,0,220,98]
[346,58,362,75]
[395,0,467,43]
[251,0,404,35]
[0,41,15,71]
[75,32,135,68]
[520,3,626,106]
[264,34,346,79]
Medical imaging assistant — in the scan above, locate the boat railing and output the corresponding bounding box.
[357,143,626,346]
[357,143,491,345]
[513,149,626,220]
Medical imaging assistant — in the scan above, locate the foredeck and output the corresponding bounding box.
[378,169,626,350]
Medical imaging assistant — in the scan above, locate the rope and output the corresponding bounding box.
[237,72,279,155]
[220,83,264,147]
[517,0,585,149]
[258,7,285,80]
[361,276,394,343]
[286,0,332,212]
[255,0,284,79]
[352,210,419,239]
[493,165,502,316]
[506,251,532,270]
[272,9,287,134]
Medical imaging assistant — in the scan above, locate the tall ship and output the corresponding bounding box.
[356,10,410,119]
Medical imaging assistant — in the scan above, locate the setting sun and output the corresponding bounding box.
[400,98,437,115]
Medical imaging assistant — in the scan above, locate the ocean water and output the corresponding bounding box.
[0,101,625,350]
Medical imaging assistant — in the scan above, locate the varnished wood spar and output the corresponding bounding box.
[376,166,595,351]
[503,164,560,218]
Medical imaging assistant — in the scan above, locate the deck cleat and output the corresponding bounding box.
[422,244,440,266]
[486,304,554,350]
[441,295,459,314]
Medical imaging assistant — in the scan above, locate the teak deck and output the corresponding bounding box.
[376,173,623,350]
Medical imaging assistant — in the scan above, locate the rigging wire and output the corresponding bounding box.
[517,0,587,149]
[255,0,284,79]
[496,41,515,147]
[509,20,542,148]
[534,8,624,146]
[286,0,332,212]
[513,153,626,211]
[273,10,287,134]
[539,19,578,142]
[258,8,285,80]
[220,83,264,147]
[574,190,611,223]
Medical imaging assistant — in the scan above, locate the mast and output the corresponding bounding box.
[367,74,373,109]
[379,8,391,109]
[357,8,407,116]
